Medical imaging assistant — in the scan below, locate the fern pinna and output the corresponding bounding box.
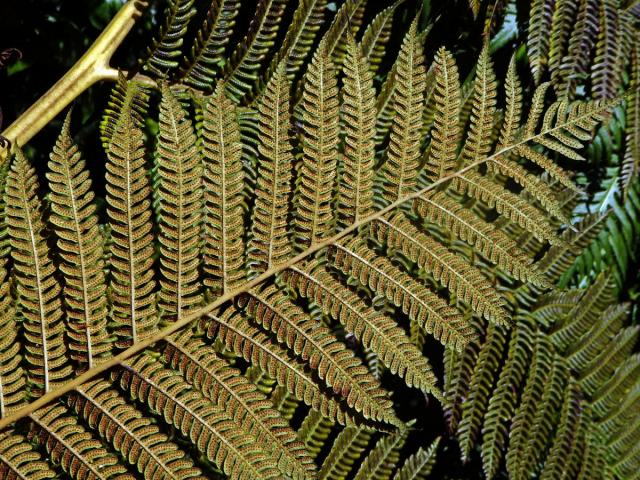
[0,0,639,479]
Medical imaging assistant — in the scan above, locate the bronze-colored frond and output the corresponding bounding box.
[47,114,111,369]
[360,0,404,75]
[527,0,554,84]
[0,430,56,479]
[5,149,71,394]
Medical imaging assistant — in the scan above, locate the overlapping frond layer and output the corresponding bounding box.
[317,426,372,480]
[156,86,203,319]
[393,437,440,480]
[202,307,354,425]
[591,0,620,100]
[68,380,206,479]
[0,430,56,479]
[29,404,132,480]
[424,47,461,181]
[48,115,110,369]
[180,0,241,90]
[224,0,288,102]
[242,285,399,426]
[353,425,409,480]
[248,65,293,274]
[560,0,599,96]
[202,84,246,295]
[141,0,196,77]
[283,258,441,396]
[106,111,156,347]
[293,45,339,246]
[337,38,376,227]
[5,150,71,395]
[372,214,509,324]
[379,18,426,203]
[162,331,315,480]
[622,43,640,192]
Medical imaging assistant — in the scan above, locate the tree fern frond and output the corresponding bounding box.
[202,84,246,296]
[393,438,440,480]
[372,214,509,324]
[141,0,196,78]
[223,0,288,103]
[68,380,206,480]
[293,44,339,247]
[561,0,599,97]
[0,430,56,479]
[353,425,410,480]
[106,110,156,347]
[622,42,640,193]
[156,85,203,319]
[591,0,620,100]
[591,353,640,419]
[179,0,241,90]
[202,307,355,426]
[296,409,334,460]
[248,65,293,275]
[497,55,523,149]
[284,258,441,397]
[414,191,548,286]
[379,17,426,203]
[28,404,133,480]
[321,0,367,67]
[361,1,404,75]
[527,0,555,84]
[117,355,286,480]
[548,0,579,89]
[47,114,110,369]
[318,426,372,480]
[6,149,71,394]
[337,38,376,227]
[242,285,400,426]
[0,268,23,418]
[161,331,315,480]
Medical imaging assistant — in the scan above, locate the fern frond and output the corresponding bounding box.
[106,109,156,347]
[162,331,315,480]
[47,114,110,369]
[156,86,203,319]
[296,409,334,460]
[591,0,620,100]
[0,430,56,479]
[497,55,523,149]
[393,437,440,480]
[28,404,132,480]
[141,0,196,78]
[424,47,461,181]
[622,43,640,192]
[591,353,640,419]
[293,44,339,246]
[202,307,355,425]
[224,0,288,103]
[548,0,579,89]
[321,0,367,67]
[68,380,205,479]
[361,1,404,75]
[179,0,241,90]
[242,285,400,426]
[379,17,426,203]
[0,268,23,418]
[6,149,71,394]
[414,191,548,286]
[337,38,376,227]
[118,355,287,480]
[202,84,246,295]
[248,65,293,274]
[372,214,509,324]
[561,0,599,97]
[318,426,372,480]
[284,258,441,397]
[527,0,554,84]
[353,425,410,480]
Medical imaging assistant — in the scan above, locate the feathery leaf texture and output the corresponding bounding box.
[0,430,56,479]
[393,437,440,480]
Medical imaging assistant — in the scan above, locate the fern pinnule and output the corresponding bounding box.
[372,214,510,325]
[284,258,441,397]
[156,86,203,319]
[379,17,426,203]
[162,331,316,480]
[317,426,372,480]
[621,42,640,193]
[393,438,440,480]
[6,149,71,394]
[497,56,523,149]
[141,0,196,78]
[591,0,620,100]
[548,0,579,90]
[28,404,133,480]
[353,424,410,480]
[203,307,356,426]
[248,64,294,275]
[360,0,404,75]
[424,47,461,181]
[337,37,376,227]
[527,0,554,84]
[117,356,284,480]
[202,84,246,295]
[224,0,288,103]
[0,268,23,418]
[321,0,367,67]
[106,109,156,347]
[242,285,400,426]
[561,0,599,97]
[0,429,56,479]
[292,252,473,352]
[179,0,241,90]
[293,43,339,247]
[69,380,206,480]
[47,114,111,369]
[414,191,548,287]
